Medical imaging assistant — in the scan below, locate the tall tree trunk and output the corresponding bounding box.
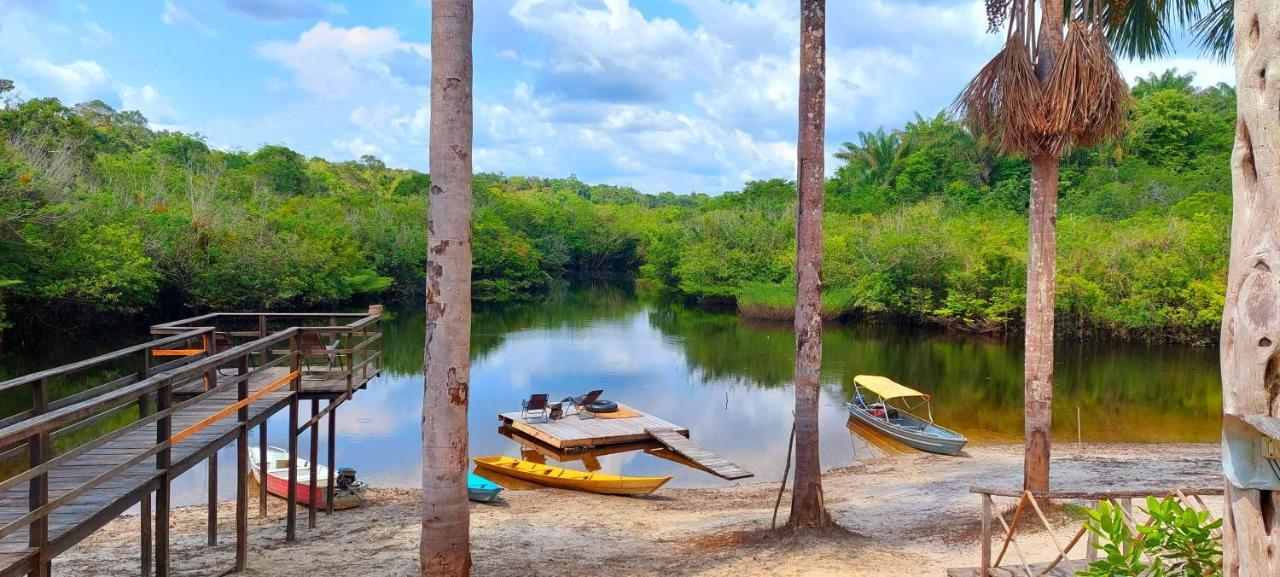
[421,1,473,575]
[1021,0,1065,494]
[788,0,830,530]
[1221,1,1280,574]
[1023,153,1058,493]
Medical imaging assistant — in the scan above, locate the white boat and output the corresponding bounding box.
[248,445,364,510]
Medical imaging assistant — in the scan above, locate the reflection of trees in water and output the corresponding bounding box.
[378,279,1220,442]
[649,301,1221,442]
[379,278,644,375]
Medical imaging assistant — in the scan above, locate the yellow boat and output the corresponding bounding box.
[472,456,672,496]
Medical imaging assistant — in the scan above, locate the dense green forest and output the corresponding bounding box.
[0,69,1232,343]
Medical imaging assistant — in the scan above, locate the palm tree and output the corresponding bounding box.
[956,0,1131,492]
[788,0,832,530]
[421,1,474,575]
[834,128,908,187]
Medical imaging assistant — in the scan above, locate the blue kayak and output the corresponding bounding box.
[468,472,502,502]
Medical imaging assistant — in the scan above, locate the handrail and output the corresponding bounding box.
[0,306,384,559]
[0,329,299,449]
[970,485,1224,499]
[0,328,211,393]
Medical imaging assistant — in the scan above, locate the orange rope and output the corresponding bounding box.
[152,349,204,357]
[170,370,300,444]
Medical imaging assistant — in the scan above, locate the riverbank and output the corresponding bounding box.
[54,443,1221,576]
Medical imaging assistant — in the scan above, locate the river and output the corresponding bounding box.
[0,280,1221,504]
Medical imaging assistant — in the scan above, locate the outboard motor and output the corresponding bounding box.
[336,467,363,492]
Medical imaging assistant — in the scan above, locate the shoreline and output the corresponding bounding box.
[55,443,1222,576]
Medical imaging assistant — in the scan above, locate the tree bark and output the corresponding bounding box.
[1221,1,1280,574]
[1023,153,1058,494]
[421,1,473,575]
[788,0,830,531]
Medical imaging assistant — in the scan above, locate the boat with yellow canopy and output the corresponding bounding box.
[472,456,673,495]
[846,375,968,456]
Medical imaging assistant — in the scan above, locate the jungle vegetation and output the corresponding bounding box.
[0,69,1233,344]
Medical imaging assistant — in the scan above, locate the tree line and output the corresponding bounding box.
[0,68,1233,343]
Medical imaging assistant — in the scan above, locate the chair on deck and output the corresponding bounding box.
[300,332,345,373]
[522,393,551,422]
[563,390,604,419]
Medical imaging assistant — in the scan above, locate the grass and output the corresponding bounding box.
[735,282,858,321]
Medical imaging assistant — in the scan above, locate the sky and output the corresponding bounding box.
[0,0,1233,194]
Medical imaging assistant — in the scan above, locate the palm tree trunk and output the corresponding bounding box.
[421,1,473,575]
[788,0,830,530]
[1023,153,1057,494]
[1221,1,1280,573]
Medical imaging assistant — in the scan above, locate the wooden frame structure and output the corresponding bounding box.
[947,485,1223,577]
[0,307,382,577]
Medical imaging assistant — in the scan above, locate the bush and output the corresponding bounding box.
[1080,497,1222,577]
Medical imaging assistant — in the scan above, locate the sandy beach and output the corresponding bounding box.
[54,443,1222,577]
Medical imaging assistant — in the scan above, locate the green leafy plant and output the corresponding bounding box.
[1079,497,1222,577]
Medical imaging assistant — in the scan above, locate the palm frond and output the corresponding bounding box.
[1191,0,1233,62]
[1044,22,1130,152]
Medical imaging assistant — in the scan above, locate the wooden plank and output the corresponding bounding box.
[945,560,1087,577]
[645,428,752,480]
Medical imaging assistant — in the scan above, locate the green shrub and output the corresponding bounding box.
[1080,497,1222,577]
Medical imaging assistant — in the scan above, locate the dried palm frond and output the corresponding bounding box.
[1042,21,1130,153]
[955,38,1046,156]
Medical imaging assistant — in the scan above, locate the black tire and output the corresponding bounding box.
[587,400,618,413]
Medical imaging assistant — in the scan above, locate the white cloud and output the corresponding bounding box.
[256,22,429,98]
[82,22,113,47]
[332,135,383,159]
[119,84,177,125]
[162,1,217,37]
[18,58,112,103]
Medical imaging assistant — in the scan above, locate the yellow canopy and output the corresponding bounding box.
[853,375,929,401]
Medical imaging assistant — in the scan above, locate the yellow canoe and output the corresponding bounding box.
[472,456,672,496]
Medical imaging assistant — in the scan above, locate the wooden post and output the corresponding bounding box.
[156,378,172,577]
[258,423,268,519]
[29,377,50,577]
[258,315,268,366]
[326,402,336,515]
[139,346,152,577]
[308,398,319,529]
[980,494,992,574]
[235,356,249,571]
[286,335,299,542]
[206,452,217,545]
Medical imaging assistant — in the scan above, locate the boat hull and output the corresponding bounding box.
[846,403,968,456]
[473,456,671,495]
[248,446,363,510]
[467,473,503,502]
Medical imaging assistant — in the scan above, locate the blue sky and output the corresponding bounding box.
[0,0,1232,194]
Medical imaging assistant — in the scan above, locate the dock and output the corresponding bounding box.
[0,309,383,577]
[498,405,752,480]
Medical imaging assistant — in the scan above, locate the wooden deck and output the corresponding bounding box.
[497,407,752,480]
[498,407,688,450]
[0,370,294,576]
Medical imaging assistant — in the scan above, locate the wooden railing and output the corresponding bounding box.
[967,485,1223,577]
[0,307,382,576]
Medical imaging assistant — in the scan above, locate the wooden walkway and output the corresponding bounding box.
[645,428,752,480]
[0,309,383,577]
[945,560,1086,577]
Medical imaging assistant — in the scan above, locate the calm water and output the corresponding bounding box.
[0,281,1221,504]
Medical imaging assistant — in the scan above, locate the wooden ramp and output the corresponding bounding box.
[945,560,1086,576]
[645,427,752,480]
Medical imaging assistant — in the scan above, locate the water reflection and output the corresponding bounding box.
[0,280,1222,503]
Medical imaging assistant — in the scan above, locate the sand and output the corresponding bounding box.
[53,443,1222,577]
